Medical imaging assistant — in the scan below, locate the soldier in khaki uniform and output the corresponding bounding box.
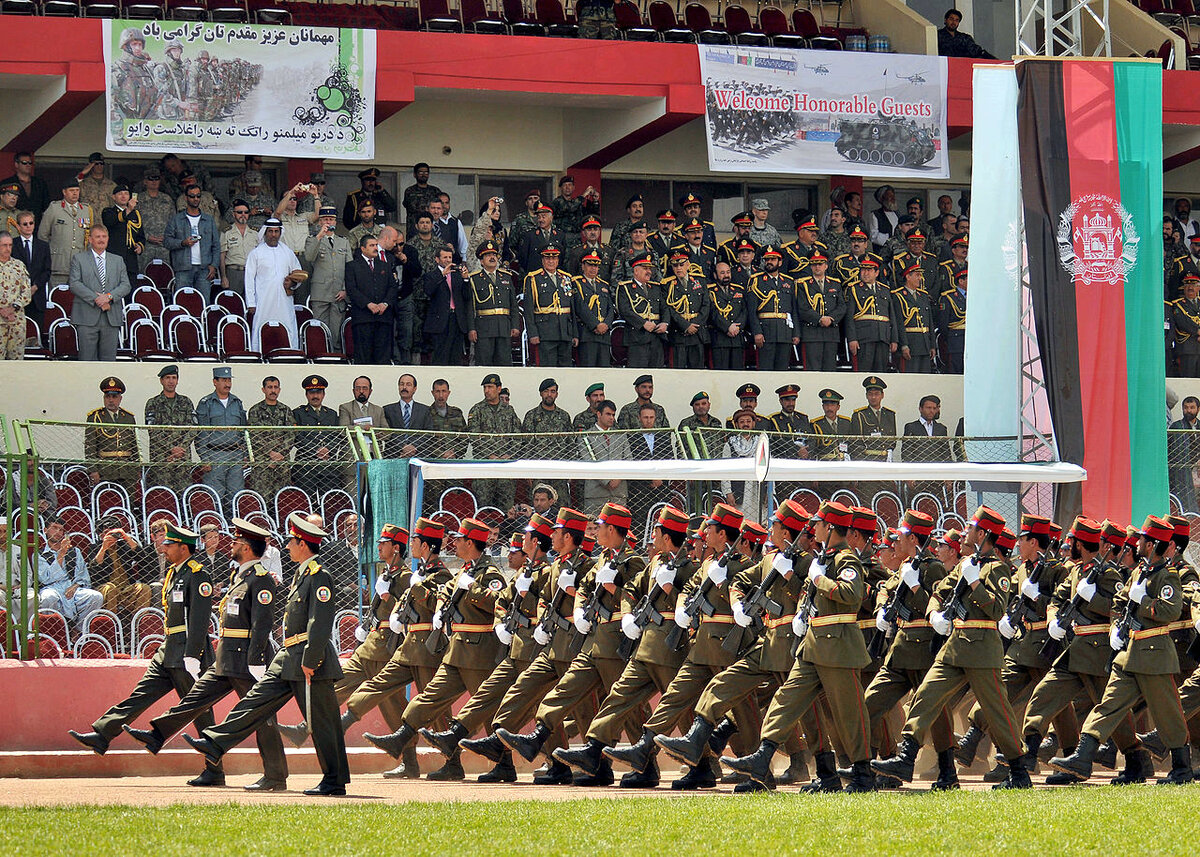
[1049,515,1194,785]
[341,518,452,778]
[38,178,93,283]
[459,507,596,785]
[220,200,260,297]
[363,518,506,781]
[304,206,351,349]
[468,239,519,367]
[722,501,875,791]
[421,514,555,783]
[873,506,1033,789]
[85,377,140,493]
[498,503,648,787]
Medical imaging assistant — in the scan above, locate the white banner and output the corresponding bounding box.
[103,20,375,159]
[698,46,949,178]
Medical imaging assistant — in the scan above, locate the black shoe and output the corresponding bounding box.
[477,751,518,784]
[876,773,903,790]
[363,723,416,760]
[278,721,309,747]
[1045,769,1086,785]
[734,771,776,792]
[993,753,1033,790]
[1138,729,1169,761]
[421,721,469,759]
[1158,746,1194,785]
[339,710,358,732]
[426,752,465,781]
[571,757,614,786]
[721,770,749,784]
[122,724,164,755]
[982,762,1010,783]
[721,739,779,788]
[183,733,224,767]
[671,757,719,790]
[1111,748,1151,785]
[496,723,551,763]
[461,733,506,764]
[302,781,346,796]
[186,769,226,787]
[68,730,109,755]
[619,756,660,788]
[930,749,959,791]
[799,751,842,793]
[243,777,287,791]
[844,760,877,793]
[604,727,658,773]
[708,716,738,756]
[1037,732,1060,763]
[1049,733,1099,782]
[776,752,810,786]
[382,744,422,779]
[553,739,606,777]
[872,736,919,783]
[953,726,984,767]
[654,715,715,769]
[532,759,573,785]
[1095,739,1118,770]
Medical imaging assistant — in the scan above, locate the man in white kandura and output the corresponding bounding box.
[245,216,301,351]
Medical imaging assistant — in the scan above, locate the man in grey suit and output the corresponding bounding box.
[68,225,130,361]
[164,187,221,299]
[382,372,432,458]
[338,375,389,459]
[580,400,631,515]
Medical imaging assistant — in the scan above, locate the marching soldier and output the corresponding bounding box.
[468,239,520,367]
[571,250,615,368]
[85,377,140,493]
[144,366,197,503]
[616,254,667,369]
[70,524,223,787]
[844,258,897,374]
[747,246,798,371]
[523,244,576,367]
[848,376,897,462]
[709,261,752,370]
[662,250,711,369]
[795,249,846,372]
[893,261,937,373]
[185,514,351,796]
[123,518,287,791]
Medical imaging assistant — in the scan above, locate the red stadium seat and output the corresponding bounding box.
[49,318,79,359]
[217,315,261,362]
[124,0,164,19]
[203,305,229,345]
[142,486,182,534]
[300,319,348,364]
[504,0,546,35]
[336,611,359,656]
[259,321,307,363]
[321,489,354,527]
[131,318,174,361]
[760,6,804,48]
[209,0,249,23]
[439,486,478,521]
[40,302,67,337]
[137,635,165,658]
[724,4,768,46]
[55,482,83,510]
[793,9,842,49]
[170,315,219,361]
[132,284,166,319]
[74,634,116,658]
[420,0,463,31]
[461,0,508,34]
[430,509,460,532]
[234,488,269,522]
[333,508,358,541]
[248,0,291,24]
[615,0,658,40]
[535,0,578,36]
[275,485,312,531]
[871,490,902,529]
[91,481,132,522]
[684,3,729,43]
[214,289,247,317]
[648,0,693,42]
[84,609,125,655]
[23,318,50,359]
[37,609,71,653]
[173,286,206,318]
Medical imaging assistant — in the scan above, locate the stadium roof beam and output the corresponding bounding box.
[0,65,103,153]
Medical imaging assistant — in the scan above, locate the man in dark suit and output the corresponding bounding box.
[422,245,468,365]
[382,372,433,458]
[345,234,398,365]
[902,393,951,503]
[12,209,50,329]
[626,402,675,536]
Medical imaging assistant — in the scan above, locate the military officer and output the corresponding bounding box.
[673,217,718,281]
[194,367,248,515]
[467,373,522,513]
[718,211,759,268]
[848,376,897,462]
[85,377,140,492]
[747,245,798,372]
[723,382,766,429]
[572,250,615,367]
[609,220,660,285]
[782,216,822,279]
[144,365,196,494]
[523,244,575,367]
[186,514,351,796]
[71,524,223,787]
[124,518,288,791]
[220,198,259,297]
[647,209,679,261]
[893,260,936,373]
[810,388,853,463]
[729,239,760,289]
[662,250,711,369]
[247,375,295,501]
[833,225,881,288]
[616,254,668,369]
[709,261,753,370]
[305,205,352,349]
[521,378,573,502]
[467,239,520,367]
[573,382,606,432]
[844,258,897,373]
[563,216,612,277]
[888,226,940,292]
[795,249,845,372]
[38,177,93,283]
[766,383,813,461]
[676,192,718,249]
[343,167,397,230]
[292,375,342,498]
[617,375,669,429]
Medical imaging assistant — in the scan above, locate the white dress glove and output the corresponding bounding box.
[1109,626,1124,652]
[595,562,617,586]
[375,575,389,597]
[389,612,404,634]
[533,625,551,646]
[573,607,592,635]
[514,573,533,596]
[183,656,200,679]
[409,570,425,587]
[792,612,809,638]
[248,664,266,681]
[1020,578,1040,601]
[354,624,368,642]
[930,611,951,636]
[1047,618,1067,641]
[732,601,751,627]
[998,615,1016,639]
[621,613,642,640]
[772,553,793,576]
[808,562,825,583]
[875,608,890,633]
[674,609,691,629]
[1075,579,1097,602]
[494,625,513,645]
[1128,578,1148,604]
[961,558,980,584]
[456,574,475,592]
[431,612,444,631]
[654,563,676,589]
[900,561,920,590]
[1194,615,1200,634]
[557,569,577,592]
[707,561,728,586]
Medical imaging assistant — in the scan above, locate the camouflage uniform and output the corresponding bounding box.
[572,407,599,433]
[426,402,468,501]
[410,236,445,357]
[112,52,156,120]
[246,400,295,501]
[78,174,116,215]
[609,219,640,252]
[522,403,572,502]
[152,53,190,120]
[551,194,599,249]
[241,189,277,230]
[467,399,521,512]
[137,191,176,272]
[820,228,851,261]
[401,183,443,228]
[609,243,661,286]
[617,399,668,430]
[578,0,619,39]
[144,392,196,493]
[508,211,539,260]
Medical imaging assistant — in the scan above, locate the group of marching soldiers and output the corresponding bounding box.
[68,495,1200,794]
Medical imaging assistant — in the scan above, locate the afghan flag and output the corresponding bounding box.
[1016,58,1165,525]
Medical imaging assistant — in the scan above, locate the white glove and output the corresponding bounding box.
[557,569,576,592]
[961,559,980,584]
[772,553,793,576]
[432,612,444,631]
[673,609,691,629]
[354,624,368,642]
[621,613,642,640]
[875,608,890,633]
[389,612,404,634]
[494,625,513,646]
[1047,619,1067,641]
[533,625,551,646]
[456,574,475,592]
[930,611,951,636]
[900,561,920,590]
[375,575,389,597]
[808,561,825,583]
[732,601,751,627]
[810,557,828,579]
[248,664,266,681]
[792,613,809,637]
[1020,578,1041,601]
[998,615,1016,639]
[409,570,425,587]
[1109,626,1124,652]
[573,607,592,635]
[1128,578,1148,604]
[707,561,728,586]
[514,573,533,596]
[595,562,617,586]
[1075,579,1097,602]
[183,656,200,679]
[654,563,676,589]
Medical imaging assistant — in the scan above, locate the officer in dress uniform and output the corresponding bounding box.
[70,524,223,786]
[795,249,845,372]
[783,217,822,279]
[123,518,288,791]
[672,216,718,281]
[85,376,140,493]
[676,192,718,250]
[468,239,520,367]
[305,205,352,350]
[747,246,797,372]
[616,253,667,369]
[848,376,897,462]
[292,375,342,498]
[662,249,711,369]
[811,389,853,462]
[937,264,968,374]
[647,210,678,261]
[844,258,897,374]
[719,211,759,268]
[523,243,576,367]
[729,239,760,289]
[709,260,752,370]
[893,260,936,373]
[572,250,615,367]
[185,514,351,796]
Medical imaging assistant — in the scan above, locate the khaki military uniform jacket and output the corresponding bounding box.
[625,550,698,668]
[304,233,352,302]
[799,543,870,668]
[356,564,408,662]
[931,549,1010,670]
[222,225,260,268]
[495,557,549,663]
[577,547,646,660]
[731,547,809,673]
[214,560,276,678]
[677,552,755,667]
[1113,559,1183,675]
[880,552,948,672]
[442,556,506,671]
[276,557,342,681]
[540,549,597,663]
[161,555,215,669]
[394,558,453,668]
[1049,557,1122,676]
[1006,556,1069,669]
[38,200,94,275]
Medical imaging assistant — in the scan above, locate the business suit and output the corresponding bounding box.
[345,253,398,365]
[901,417,950,504]
[163,210,220,299]
[12,233,50,328]
[68,248,131,361]
[381,397,432,458]
[338,398,389,471]
[422,265,469,365]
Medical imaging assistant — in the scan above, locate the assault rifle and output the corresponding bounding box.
[868,553,928,661]
[665,542,736,651]
[790,545,835,658]
[721,537,806,656]
[1038,544,1129,663]
[929,553,977,655]
[618,545,690,660]
[1001,551,1047,650]
[502,557,537,638]
[1109,557,1153,662]
[425,561,475,655]
[390,558,427,643]
[533,550,587,655]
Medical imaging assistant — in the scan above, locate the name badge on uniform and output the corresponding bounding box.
[226,598,241,616]
[871,431,882,437]
[172,590,185,603]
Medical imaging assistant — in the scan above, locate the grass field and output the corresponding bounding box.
[1,788,1196,856]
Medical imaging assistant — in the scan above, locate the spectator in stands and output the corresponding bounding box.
[345,167,397,230]
[68,225,129,362]
[0,182,19,232]
[937,8,996,59]
[338,376,389,463]
[305,206,351,350]
[165,185,220,299]
[247,375,296,500]
[12,209,49,331]
[433,193,469,262]
[572,381,605,432]
[136,168,175,273]
[720,409,765,519]
[90,513,159,615]
[1169,396,1200,510]
[245,218,302,350]
[517,204,561,275]
[177,171,223,225]
[0,151,49,228]
[0,232,32,360]
[580,400,630,515]
[40,177,94,286]
[609,193,645,252]
[346,234,398,365]
[383,372,432,457]
[402,163,442,228]
[578,0,618,38]
[100,184,143,281]
[1174,198,1200,245]
[293,374,342,498]
[297,172,335,223]
[468,372,522,513]
[423,245,469,366]
[551,175,600,248]
[195,367,248,515]
[312,511,358,610]
[237,172,273,230]
[228,155,274,203]
[869,185,898,251]
[349,199,382,249]
[427,377,468,466]
[220,199,258,298]
[39,515,102,631]
[0,517,44,616]
[377,225,422,363]
[76,153,116,214]
[195,522,232,586]
[273,184,317,261]
[509,189,542,255]
[749,199,781,249]
[618,374,668,429]
[929,194,955,236]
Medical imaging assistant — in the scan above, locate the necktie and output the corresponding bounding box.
[446,271,455,311]
[403,402,411,427]
[24,239,31,258]
[97,254,106,289]
[368,258,374,272]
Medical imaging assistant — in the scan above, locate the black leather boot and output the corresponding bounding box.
[720,739,778,787]
[460,732,505,763]
[776,751,810,786]
[654,716,715,768]
[277,721,310,747]
[930,749,959,791]
[478,750,518,783]
[420,721,469,759]
[994,735,1038,790]
[672,755,720,790]
[872,736,919,782]
[1111,748,1151,785]
[363,723,416,760]
[799,750,842,793]
[554,738,606,777]
[844,760,877,793]
[734,770,776,792]
[532,759,573,785]
[1037,732,1059,762]
[340,710,358,732]
[953,726,984,766]
[603,727,658,773]
[496,722,552,763]
[1095,739,1118,770]
[571,756,615,786]
[1048,733,1099,782]
[1158,746,1194,785]
[122,724,164,754]
[1138,729,1168,761]
[68,730,110,755]
[619,754,661,788]
[708,716,738,755]
[426,748,465,781]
